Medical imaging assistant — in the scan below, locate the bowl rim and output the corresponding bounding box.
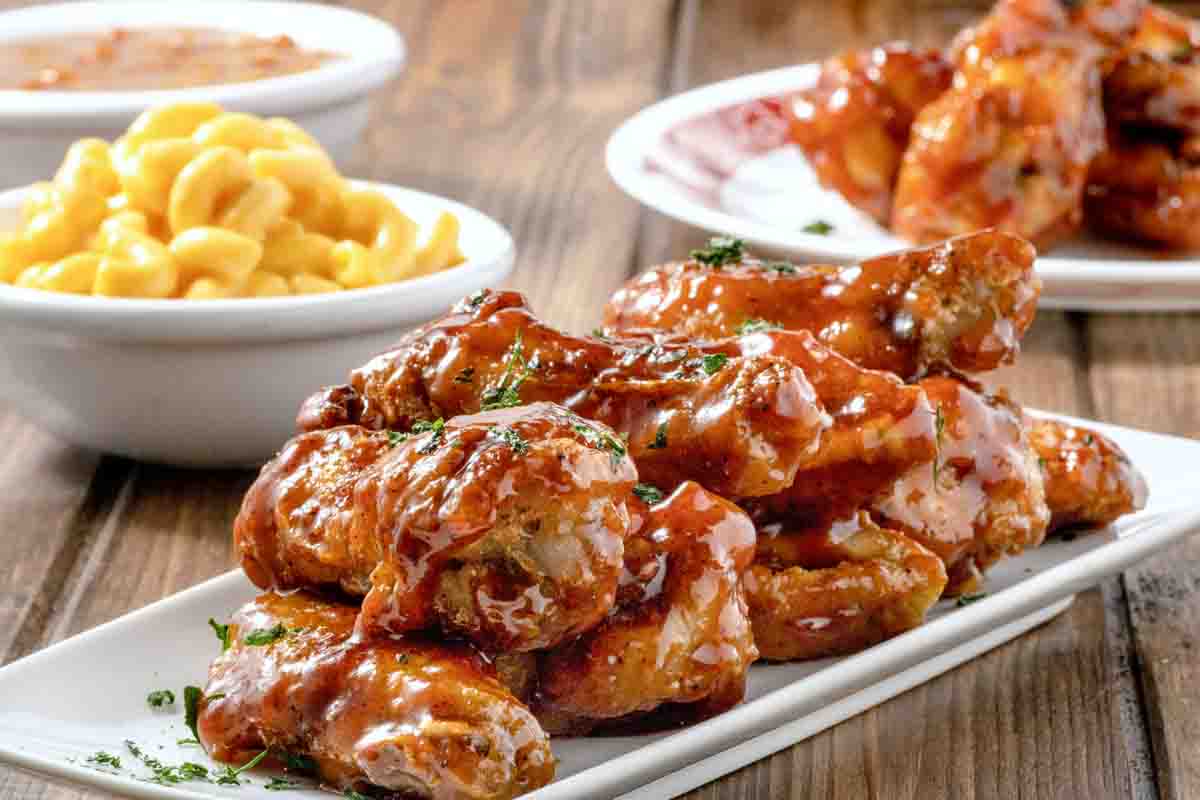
[0,181,516,343]
[0,1,405,124]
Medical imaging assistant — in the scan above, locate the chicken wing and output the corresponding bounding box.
[744,513,947,661]
[786,42,953,224]
[869,376,1050,595]
[1103,5,1200,134]
[1028,416,1149,531]
[298,289,829,500]
[892,0,1107,248]
[197,592,555,800]
[603,231,1039,380]
[236,403,636,651]
[533,481,757,733]
[1085,128,1200,249]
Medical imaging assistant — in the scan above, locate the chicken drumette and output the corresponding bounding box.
[198,591,555,800]
[603,231,1040,380]
[236,403,637,651]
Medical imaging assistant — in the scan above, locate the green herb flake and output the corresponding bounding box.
[481,333,535,411]
[690,236,745,267]
[572,421,627,467]
[386,430,409,447]
[124,740,208,785]
[956,593,987,607]
[735,318,779,335]
[177,738,200,747]
[344,791,373,800]
[490,426,530,455]
[632,483,665,505]
[1084,434,1095,446]
[701,353,729,376]
[280,750,318,774]
[467,290,487,308]
[454,367,476,384]
[591,328,611,341]
[266,777,297,791]
[763,260,798,274]
[87,751,122,770]
[932,406,946,485]
[208,618,231,652]
[802,219,834,235]
[183,686,204,744]
[215,749,269,786]
[647,421,668,450]
[412,418,447,455]
[244,623,289,646]
[146,689,175,709]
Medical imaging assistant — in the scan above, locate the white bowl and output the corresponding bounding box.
[0,183,515,466]
[0,1,405,188]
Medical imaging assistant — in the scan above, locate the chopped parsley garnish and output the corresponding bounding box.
[215,749,269,786]
[87,751,122,770]
[454,367,476,384]
[124,740,209,785]
[735,318,779,335]
[490,426,530,455]
[280,750,318,774]
[177,738,200,747]
[690,236,745,267]
[591,328,610,341]
[208,618,231,651]
[266,777,298,791]
[411,418,447,454]
[387,430,409,447]
[244,623,289,646]
[481,333,534,410]
[572,421,627,467]
[1084,434,1095,446]
[467,290,487,308]
[956,593,987,607]
[632,483,665,505]
[345,791,373,800]
[763,260,798,274]
[802,219,834,235]
[701,353,729,375]
[183,686,204,743]
[146,689,175,709]
[648,422,668,450]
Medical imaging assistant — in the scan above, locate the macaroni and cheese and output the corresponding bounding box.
[0,102,464,299]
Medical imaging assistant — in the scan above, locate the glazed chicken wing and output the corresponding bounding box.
[533,481,757,733]
[1028,416,1149,531]
[603,231,1039,380]
[236,403,636,651]
[744,513,947,661]
[1104,5,1200,134]
[869,376,1050,595]
[892,0,1108,248]
[786,43,953,224]
[298,289,829,499]
[197,592,554,800]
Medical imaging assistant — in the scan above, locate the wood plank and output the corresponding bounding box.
[657,2,1148,798]
[0,0,681,796]
[1087,313,1200,800]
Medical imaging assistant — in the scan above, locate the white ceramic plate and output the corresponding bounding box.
[607,64,1200,312]
[1,414,1197,798]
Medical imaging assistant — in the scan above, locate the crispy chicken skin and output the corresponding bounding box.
[197,592,555,800]
[236,403,636,651]
[786,43,953,224]
[870,376,1050,596]
[744,513,947,661]
[892,0,1108,248]
[1028,416,1149,531]
[298,289,830,500]
[603,232,1040,380]
[533,482,758,733]
[1103,5,1200,134]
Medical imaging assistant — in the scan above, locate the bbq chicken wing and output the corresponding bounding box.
[1028,416,1149,531]
[236,403,636,651]
[298,289,829,500]
[532,481,757,733]
[197,592,555,800]
[892,0,1108,248]
[1103,5,1200,134]
[786,43,953,224]
[744,513,947,661]
[603,232,1040,380]
[869,376,1050,595]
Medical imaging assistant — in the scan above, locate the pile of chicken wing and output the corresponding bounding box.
[786,0,1200,250]
[190,225,1147,799]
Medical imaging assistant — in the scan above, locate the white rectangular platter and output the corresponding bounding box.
[1,414,1198,800]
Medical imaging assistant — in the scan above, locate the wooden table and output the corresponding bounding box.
[1,1,1199,797]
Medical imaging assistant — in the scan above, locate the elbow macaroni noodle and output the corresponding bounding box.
[0,102,465,298]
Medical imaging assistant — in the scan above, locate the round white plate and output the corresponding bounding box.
[606,64,1200,312]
